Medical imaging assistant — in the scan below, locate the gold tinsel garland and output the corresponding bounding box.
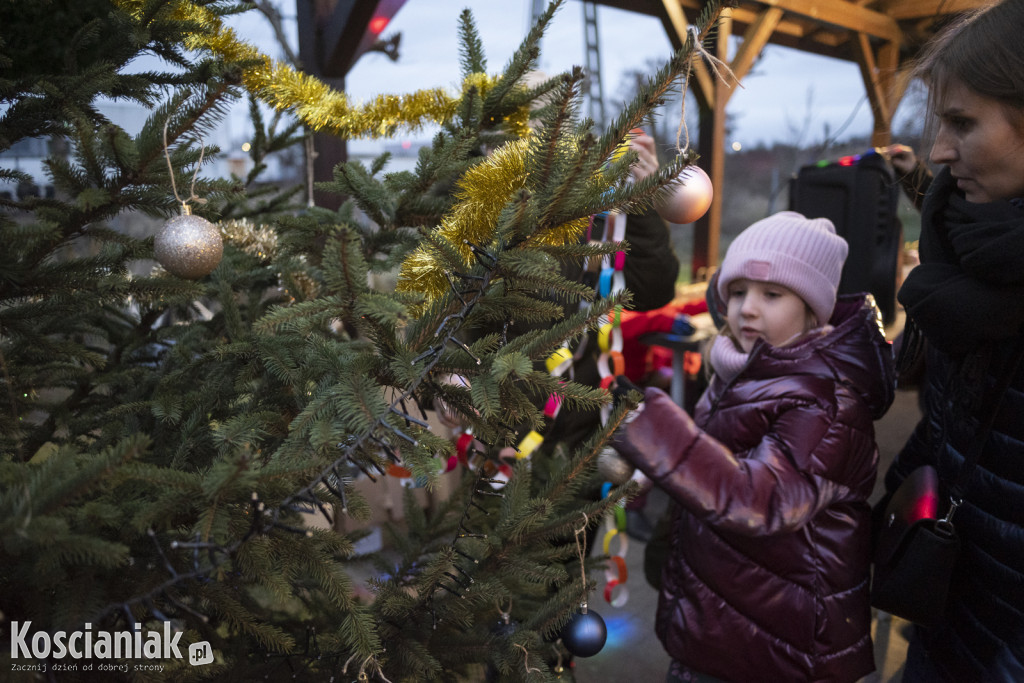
[219,218,321,301]
[219,218,277,261]
[114,0,601,300]
[396,139,590,300]
[111,0,531,139]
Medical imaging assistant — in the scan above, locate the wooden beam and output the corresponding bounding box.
[854,32,904,146]
[873,0,988,21]
[661,0,715,103]
[671,0,708,12]
[645,1,920,67]
[729,7,784,83]
[588,0,672,18]
[608,0,988,64]
[876,38,900,100]
[755,28,854,61]
[888,64,916,114]
[876,39,901,146]
[692,12,731,280]
[757,0,902,41]
[709,11,731,273]
[711,4,820,41]
[660,0,690,45]
[855,32,891,125]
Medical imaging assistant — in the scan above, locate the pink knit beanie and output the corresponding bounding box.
[716,211,849,326]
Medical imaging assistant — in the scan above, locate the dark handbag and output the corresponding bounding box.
[871,336,1024,626]
[871,465,958,627]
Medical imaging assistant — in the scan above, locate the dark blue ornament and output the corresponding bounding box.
[560,608,607,657]
[491,616,518,638]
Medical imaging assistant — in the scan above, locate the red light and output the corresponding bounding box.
[910,492,938,522]
[368,16,389,34]
[401,140,412,150]
[838,156,855,166]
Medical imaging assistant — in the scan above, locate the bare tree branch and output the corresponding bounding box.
[253,0,301,68]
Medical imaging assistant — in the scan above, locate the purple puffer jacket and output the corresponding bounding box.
[617,295,895,683]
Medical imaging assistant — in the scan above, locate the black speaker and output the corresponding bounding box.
[789,151,901,325]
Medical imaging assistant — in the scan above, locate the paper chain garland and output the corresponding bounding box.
[593,210,631,608]
[386,208,633,604]
[511,208,633,607]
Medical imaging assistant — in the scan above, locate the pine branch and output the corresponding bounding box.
[456,9,487,77]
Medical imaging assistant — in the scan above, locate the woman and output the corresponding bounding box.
[884,1,1024,680]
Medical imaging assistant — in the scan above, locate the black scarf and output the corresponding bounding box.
[897,167,1024,356]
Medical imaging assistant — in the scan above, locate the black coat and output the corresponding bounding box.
[886,337,1024,682]
[887,167,1024,681]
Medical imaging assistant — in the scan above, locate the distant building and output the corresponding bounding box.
[0,137,52,200]
[347,138,426,175]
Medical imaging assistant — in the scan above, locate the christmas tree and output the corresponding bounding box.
[0,0,723,679]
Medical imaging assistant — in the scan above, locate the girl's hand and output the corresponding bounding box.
[611,375,642,408]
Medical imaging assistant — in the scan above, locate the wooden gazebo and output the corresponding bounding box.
[597,0,991,277]
[300,0,990,276]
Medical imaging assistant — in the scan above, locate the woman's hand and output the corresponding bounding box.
[629,130,660,182]
[884,144,918,175]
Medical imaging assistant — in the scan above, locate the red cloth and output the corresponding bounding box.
[618,298,707,381]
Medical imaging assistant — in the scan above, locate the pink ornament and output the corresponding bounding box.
[658,165,714,224]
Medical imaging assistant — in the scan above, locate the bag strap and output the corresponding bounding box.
[945,332,1024,522]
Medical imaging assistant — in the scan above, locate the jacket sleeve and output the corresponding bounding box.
[622,207,679,311]
[617,387,853,537]
[884,356,943,495]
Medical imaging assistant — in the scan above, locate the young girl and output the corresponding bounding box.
[614,211,895,682]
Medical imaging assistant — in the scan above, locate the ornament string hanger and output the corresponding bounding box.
[497,597,512,624]
[342,653,393,683]
[163,117,208,215]
[515,643,541,674]
[154,119,223,280]
[574,512,591,611]
[560,512,608,657]
[674,25,742,155]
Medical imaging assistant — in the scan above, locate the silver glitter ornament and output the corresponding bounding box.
[154,206,223,279]
[597,446,633,485]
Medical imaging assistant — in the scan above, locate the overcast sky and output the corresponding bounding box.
[226,1,923,152]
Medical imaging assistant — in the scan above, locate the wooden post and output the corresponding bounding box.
[855,34,903,149]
